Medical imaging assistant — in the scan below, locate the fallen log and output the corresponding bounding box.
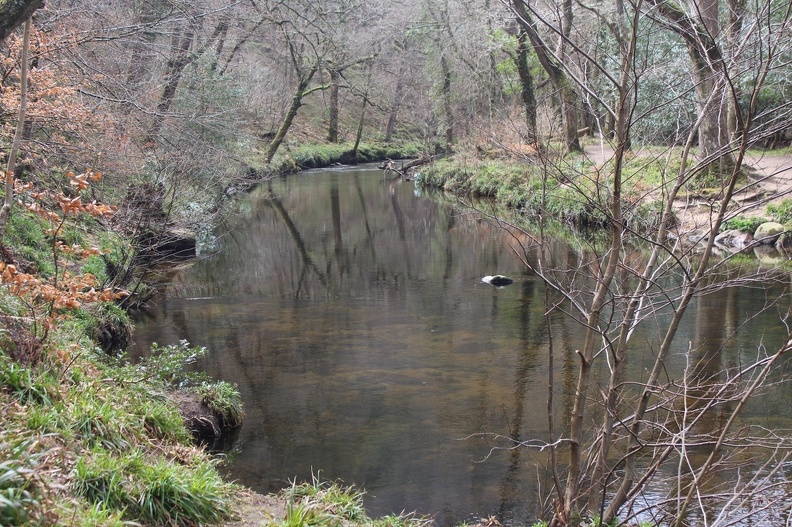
[379,154,433,180]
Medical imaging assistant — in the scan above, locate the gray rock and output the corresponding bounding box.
[775,232,792,252]
[714,229,754,250]
[685,229,709,244]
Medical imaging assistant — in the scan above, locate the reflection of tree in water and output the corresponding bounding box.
[496,279,541,520]
[354,174,376,258]
[267,193,328,291]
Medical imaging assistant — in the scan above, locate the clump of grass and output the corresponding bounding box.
[370,513,433,527]
[0,436,48,526]
[269,476,431,527]
[0,353,56,405]
[288,477,366,522]
[73,449,233,526]
[194,380,244,431]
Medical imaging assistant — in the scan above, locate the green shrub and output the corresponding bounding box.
[129,340,210,388]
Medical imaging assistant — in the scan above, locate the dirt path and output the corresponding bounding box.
[583,145,792,233]
[225,488,287,526]
[744,151,792,202]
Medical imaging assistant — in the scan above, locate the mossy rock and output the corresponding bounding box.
[754,221,785,244]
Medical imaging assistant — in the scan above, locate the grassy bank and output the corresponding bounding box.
[415,155,621,229]
[413,147,784,235]
[0,327,237,525]
[1,326,431,526]
[0,194,244,525]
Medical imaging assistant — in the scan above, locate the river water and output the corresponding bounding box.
[129,164,792,525]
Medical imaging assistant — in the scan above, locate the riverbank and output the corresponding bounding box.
[413,143,792,253]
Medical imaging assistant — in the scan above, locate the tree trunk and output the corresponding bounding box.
[0,18,30,248]
[515,28,538,142]
[265,67,319,163]
[146,23,196,144]
[441,55,453,156]
[218,17,267,76]
[384,73,404,142]
[0,0,42,42]
[146,15,231,145]
[327,69,341,143]
[350,65,372,159]
[647,0,728,161]
[511,0,581,153]
[208,16,230,73]
[125,0,165,89]
[726,0,745,140]
[691,0,727,160]
[485,0,501,124]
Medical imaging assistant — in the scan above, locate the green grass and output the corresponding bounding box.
[262,141,424,174]
[721,215,768,233]
[269,476,432,527]
[417,157,616,228]
[0,436,47,526]
[5,211,55,275]
[73,449,232,526]
[767,199,792,225]
[0,332,237,525]
[0,353,56,406]
[194,380,245,431]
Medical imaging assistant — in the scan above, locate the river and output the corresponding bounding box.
[129,164,792,526]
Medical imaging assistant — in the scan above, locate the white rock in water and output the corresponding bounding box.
[482,275,514,286]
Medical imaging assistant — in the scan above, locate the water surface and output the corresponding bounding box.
[130,165,791,525]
